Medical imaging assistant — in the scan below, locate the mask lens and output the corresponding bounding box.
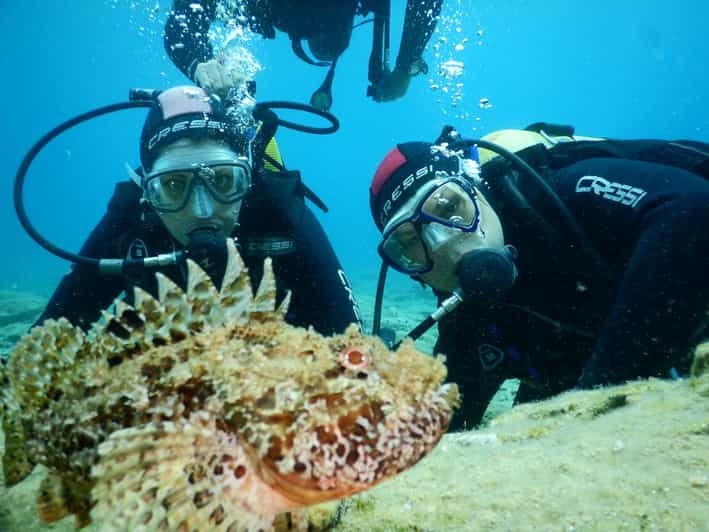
[146,171,192,211]
[202,164,249,201]
[145,161,251,212]
[381,221,430,273]
[421,182,477,228]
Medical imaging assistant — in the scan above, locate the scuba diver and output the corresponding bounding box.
[368,124,709,430]
[34,85,361,335]
[164,0,442,110]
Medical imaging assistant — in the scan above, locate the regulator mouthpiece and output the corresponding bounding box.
[184,228,229,285]
[457,245,518,302]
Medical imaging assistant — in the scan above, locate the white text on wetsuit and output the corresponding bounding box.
[575,175,647,207]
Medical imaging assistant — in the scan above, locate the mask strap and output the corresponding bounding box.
[125,163,143,187]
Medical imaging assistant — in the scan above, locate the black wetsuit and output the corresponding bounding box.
[439,139,709,429]
[36,176,361,335]
[165,0,442,80]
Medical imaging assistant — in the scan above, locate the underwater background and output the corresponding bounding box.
[1,0,708,343]
[1,3,709,530]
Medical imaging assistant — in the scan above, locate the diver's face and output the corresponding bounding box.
[418,191,504,293]
[148,139,245,246]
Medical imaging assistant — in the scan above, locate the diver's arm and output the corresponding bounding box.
[435,314,504,430]
[165,0,218,79]
[35,264,123,332]
[370,0,442,101]
[395,0,443,73]
[284,208,361,336]
[34,183,140,331]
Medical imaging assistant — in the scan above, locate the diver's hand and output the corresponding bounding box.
[371,66,412,102]
[193,59,247,99]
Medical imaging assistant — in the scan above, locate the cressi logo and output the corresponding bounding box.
[575,175,647,207]
[380,165,453,226]
[148,119,228,150]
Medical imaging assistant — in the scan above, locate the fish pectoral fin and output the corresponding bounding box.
[275,500,346,531]
[91,411,299,531]
[36,472,70,524]
[37,472,94,529]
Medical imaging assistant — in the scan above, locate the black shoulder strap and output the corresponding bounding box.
[525,122,575,137]
[548,138,709,180]
[259,155,329,213]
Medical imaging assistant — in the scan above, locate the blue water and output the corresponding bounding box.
[1,0,707,297]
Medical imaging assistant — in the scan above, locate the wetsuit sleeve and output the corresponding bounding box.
[280,208,361,336]
[165,0,218,79]
[551,158,709,387]
[34,184,138,331]
[435,312,505,429]
[395,0,443,71]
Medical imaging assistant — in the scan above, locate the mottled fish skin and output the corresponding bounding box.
[1,240,459,531]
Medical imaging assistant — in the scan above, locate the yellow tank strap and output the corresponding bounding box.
[478,129,603,166]
[263,137,284,171]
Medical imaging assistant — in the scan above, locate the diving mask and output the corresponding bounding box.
[378,177,481,274]
[143,158,251,213]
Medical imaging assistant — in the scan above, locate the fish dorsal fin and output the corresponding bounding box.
[91,412,297,530]
[88,298,153,367]
[155,272,192,340]
[132,286,163,322]
[185,258,224,331]
[276,290,292,318]
[4,318,89,485]
[90,310,129,359]
[1,364,33,486]
[7,318,86,408]
[131,286,171,345]
[219,239,253,323]
[250,257,277,313]
[156,272,188,315]
[114,299,147,342]
[88,270,194,363]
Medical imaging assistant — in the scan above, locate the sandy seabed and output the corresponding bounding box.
[1,284,707,531]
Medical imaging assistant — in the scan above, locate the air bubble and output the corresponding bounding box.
[440,59,464,78]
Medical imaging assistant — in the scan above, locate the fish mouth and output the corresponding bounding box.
[250,385,460,505]
[257,444,372,506]
[238,439,355,506]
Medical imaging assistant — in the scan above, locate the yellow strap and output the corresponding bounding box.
[263,137,284,171]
